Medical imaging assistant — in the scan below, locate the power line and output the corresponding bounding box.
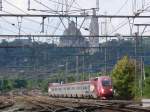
[0,14,150,18]
[47,0,81,10]
[115,0,129,15]
[4,0,28,14]
[33,0,59,14]
[0,34,149,38]
[3,1,64,33]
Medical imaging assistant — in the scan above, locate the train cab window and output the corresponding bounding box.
[102,80,111,86]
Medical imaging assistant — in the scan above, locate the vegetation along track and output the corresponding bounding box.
[0,95,150,112]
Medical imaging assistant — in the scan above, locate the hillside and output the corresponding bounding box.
[0,38,149,79]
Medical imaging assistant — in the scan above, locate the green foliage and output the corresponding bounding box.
[112,56,135,99]
[67,76,76,83]
[143,77,150,98]
[145,66,150,77]
[13,79,27,88]
[2,79,13,91]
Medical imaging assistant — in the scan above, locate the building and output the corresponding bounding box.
[59,21,89,47]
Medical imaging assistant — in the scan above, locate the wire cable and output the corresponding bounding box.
[3,0,64,32]
[115,0,129,15]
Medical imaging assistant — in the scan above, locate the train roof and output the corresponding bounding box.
[49,76,111,88]
[49,80,90,87]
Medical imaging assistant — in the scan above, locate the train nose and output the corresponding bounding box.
[101,88,105,94]
[110,88,113,92]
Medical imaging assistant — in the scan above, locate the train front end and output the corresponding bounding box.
[98,76,113,99]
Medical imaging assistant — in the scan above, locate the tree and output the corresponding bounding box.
[112,56,135,99]
[13,79,27,89]
[3,79,13,91]
[143,77,150,98]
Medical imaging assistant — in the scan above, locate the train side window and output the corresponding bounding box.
[83,87,85,90]
[85,86,87,90]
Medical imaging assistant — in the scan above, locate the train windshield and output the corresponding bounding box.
[102,80,111,86]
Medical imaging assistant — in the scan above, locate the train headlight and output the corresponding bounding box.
[101,88,104,93]
[90,85,95,92]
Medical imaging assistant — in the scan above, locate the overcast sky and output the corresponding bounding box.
[0,0,150,42]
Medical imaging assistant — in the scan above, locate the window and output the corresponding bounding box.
[102,80,111,86]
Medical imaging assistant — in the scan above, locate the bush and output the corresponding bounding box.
[112,56,136,99]
[143,77,150,98]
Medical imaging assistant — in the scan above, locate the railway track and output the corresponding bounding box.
[0,95,150,112]
[0,96,15,110]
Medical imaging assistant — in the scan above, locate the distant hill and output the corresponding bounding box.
[0,37,150,79]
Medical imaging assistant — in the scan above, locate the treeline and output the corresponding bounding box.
[0,73,99,92]
[0,38,150,74]
[0,79,47,92]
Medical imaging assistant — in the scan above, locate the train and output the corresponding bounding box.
[48,76,113,99]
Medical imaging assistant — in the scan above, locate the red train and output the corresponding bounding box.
[48,76,113,99]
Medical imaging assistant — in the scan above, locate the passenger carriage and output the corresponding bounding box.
[48,76,113,99]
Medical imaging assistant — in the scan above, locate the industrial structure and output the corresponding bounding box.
[59,21,89,47]
[89,9,99,54]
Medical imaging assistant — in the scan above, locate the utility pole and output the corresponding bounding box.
[134,28,138,97]
[61,0,64,15]
[41,17,46,33]
[82,56,85,80]
[134,23,150,97]
[96,0,99,10]
[17,17,22,39]
[0,0,2,11]
[65,0,68,15]
[104,12,108,75]
[65,58,68,83]
[28,0,30,11]
[76,56,79,81]
[89,64,92,79]
[132,0,137,14]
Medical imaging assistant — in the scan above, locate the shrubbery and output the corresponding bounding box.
[112,56,136,99]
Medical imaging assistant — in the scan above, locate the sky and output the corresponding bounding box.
[0,0,150,42]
